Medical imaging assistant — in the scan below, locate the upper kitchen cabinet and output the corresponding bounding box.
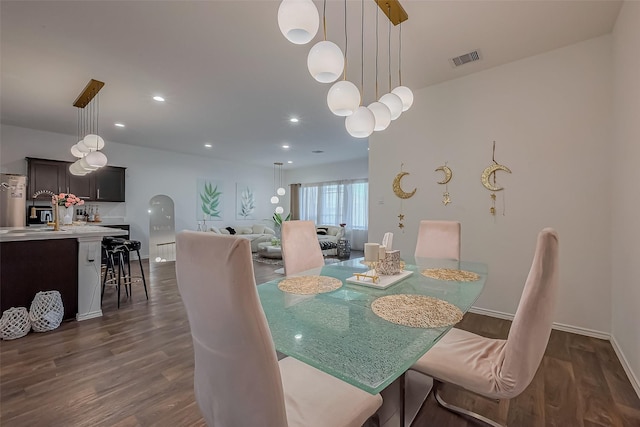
[27,158,126,202]
[27,158,67,198]
[94,166,126,202]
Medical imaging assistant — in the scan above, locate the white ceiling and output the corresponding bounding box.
[0,0,622,169]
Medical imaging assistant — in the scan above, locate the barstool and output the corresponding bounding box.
[101,237,148,308]
[122,239,148,301]
[102,237,127,308]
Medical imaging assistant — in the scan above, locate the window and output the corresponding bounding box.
[299,179,368,230]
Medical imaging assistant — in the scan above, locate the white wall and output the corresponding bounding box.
[611,1,640,394]
[369,36,612,334]
[0,125,277,258]
[285,157,368,184]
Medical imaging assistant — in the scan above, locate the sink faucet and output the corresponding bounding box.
[32,190,60,231]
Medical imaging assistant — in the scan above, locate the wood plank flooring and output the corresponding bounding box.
[1,257,639,426]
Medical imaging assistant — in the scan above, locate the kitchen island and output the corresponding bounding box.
[0,225,128,321]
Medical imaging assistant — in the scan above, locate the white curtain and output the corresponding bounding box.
[299,179,368,250]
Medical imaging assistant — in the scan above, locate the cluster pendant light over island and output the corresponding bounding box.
[277,0,413,138]
[68,79,108,176]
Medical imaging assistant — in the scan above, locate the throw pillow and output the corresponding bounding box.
[264,226,275,235]
[225,226,236,235]
[220,228,230,235]
[209,226,221,234]
[237,226,253,234]
[316,227,328,235]
[252,224,266,234]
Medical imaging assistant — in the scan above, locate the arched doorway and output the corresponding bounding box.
[149,195,176,263]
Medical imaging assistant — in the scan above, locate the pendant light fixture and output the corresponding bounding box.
[327,0,360,117]
[378,4,403,121]
[307,0,344,83]
[69,79,108,176]
[278,0,410,135]
[367,2,391,132]
[276,162,286,196]
[391,19,413,111]
[271,162,286,206]
[278,0,319,45]
[345,0,374,138]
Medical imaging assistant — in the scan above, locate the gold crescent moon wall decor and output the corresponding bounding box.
[481,164,512,192]
[435,165,453,185]
[393,172,417,199]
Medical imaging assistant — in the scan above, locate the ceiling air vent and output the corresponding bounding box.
[449,50,482,68]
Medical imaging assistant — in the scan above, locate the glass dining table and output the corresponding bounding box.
[257,257,487,426]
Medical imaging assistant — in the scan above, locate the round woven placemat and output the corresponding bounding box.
[421,268,480,282]
[278,276,342,295]
[371,294,463,328]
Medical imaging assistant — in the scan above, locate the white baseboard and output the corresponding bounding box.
[469,306,639,399]
[468,306,610,339]
[610,335,640,398]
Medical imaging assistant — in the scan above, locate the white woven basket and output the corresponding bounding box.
[0,307,31,340]
[29,291,64,332]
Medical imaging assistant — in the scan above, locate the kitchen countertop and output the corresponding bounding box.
[0,225,128,242]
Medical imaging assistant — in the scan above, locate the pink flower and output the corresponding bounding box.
[59,193,66,199]
[78,200,85,205]
[65,202,71,207]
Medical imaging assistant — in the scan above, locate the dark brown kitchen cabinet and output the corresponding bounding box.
[27,158,67,198]
[27,157,126,201]
[94,166,126,202]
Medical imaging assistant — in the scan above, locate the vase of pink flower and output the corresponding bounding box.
[53,193,84,225]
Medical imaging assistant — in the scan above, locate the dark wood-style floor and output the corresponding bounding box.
[1,257,639,427]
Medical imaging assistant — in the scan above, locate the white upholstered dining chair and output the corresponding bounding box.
[175,231,382,427]
[281,220,325,276]
[411,228,560,427]
[414,220,461,260]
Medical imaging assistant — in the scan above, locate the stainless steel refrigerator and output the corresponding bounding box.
[0,174,27,227]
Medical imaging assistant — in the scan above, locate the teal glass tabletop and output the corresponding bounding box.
[257,257,487,394]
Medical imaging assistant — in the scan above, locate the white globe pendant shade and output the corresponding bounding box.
[307,41,344,83]
[345,106,375,138]
[69,161,89,176]
[277,0,319,45]
[70,144,84,158]
[275,206,284,214]
[379,92,403,120]
[277,187,286,196]
[76,140,90,153]
[391,86,414,112]
[367,101,391,131]
[78,157,98,171]
[83,134,105,150]
[271,195,279,204]
[85,150,108,169]
[327,80,360,116]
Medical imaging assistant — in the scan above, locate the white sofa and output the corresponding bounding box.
[315,225,345,256]
[209,224,276,252]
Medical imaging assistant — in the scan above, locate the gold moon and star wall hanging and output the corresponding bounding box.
[481,141,511,216]
[392,164,416,231]
[393,171,417,199]
[435,162,453,205]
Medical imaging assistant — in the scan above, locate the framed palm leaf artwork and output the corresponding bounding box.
[197,178,224,221]
[236,183,256,220]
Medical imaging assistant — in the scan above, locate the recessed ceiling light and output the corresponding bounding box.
[282,145,290,149]
[114,123,125,128]
[287,161,293,164]
[289,117,299,123]
[153,96,165,102]
[204,143,212,148]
